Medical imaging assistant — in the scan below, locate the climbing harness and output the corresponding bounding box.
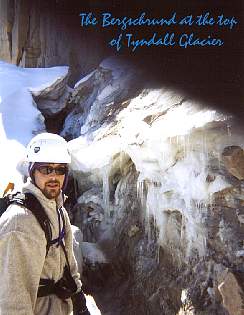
[0,190,89,313]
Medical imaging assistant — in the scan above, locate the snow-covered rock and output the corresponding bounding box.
[62,57,138,139]
[32,67,71,116]
[35,86,71,116]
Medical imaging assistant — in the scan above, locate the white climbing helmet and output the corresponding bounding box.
[26,133,71,164]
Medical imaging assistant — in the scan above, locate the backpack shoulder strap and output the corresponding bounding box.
[11,193,53,255]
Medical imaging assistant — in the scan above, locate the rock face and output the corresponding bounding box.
[222,146,244,180]
[0,0,105,84]
[71,225,84,277]
[65,57,244,314]
[218,269,244,315]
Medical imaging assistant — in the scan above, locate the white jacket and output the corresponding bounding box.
[0,182,82,315]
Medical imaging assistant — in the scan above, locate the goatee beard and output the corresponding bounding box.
[43,181,61,199]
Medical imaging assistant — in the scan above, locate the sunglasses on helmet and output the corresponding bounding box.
[36,165,68,176]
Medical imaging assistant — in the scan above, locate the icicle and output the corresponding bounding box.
[102,165,110,219]
[136,174,145,206]
[156,243,160,265]
[137,174,148,226]
[227,124,231,137]
[176,135,179,145]
[182,135,186,158]
[145,182,162,243]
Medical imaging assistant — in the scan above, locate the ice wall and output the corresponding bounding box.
[68,58,244,267]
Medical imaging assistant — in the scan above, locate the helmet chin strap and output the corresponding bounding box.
[62,170,69,192]
[28,162,37,185]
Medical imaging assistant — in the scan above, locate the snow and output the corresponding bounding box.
[0,61,68,195]
[70,135,122,171]
[102,164,111,217]
[0,61,68,99]
[74,70,96,88]
[86,295,102,315]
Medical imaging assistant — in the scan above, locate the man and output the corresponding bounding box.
[0,133,90,315]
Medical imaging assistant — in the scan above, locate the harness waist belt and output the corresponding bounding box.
[38,279,56,297]
[37,266,77,300]
[38,278,75,300]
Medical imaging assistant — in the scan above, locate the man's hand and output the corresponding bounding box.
[72,290,91,315]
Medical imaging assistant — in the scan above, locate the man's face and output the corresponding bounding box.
[34,163,67,200]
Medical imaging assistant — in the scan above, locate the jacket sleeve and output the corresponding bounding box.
[64,210,82,292]
[0,205,46,315]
